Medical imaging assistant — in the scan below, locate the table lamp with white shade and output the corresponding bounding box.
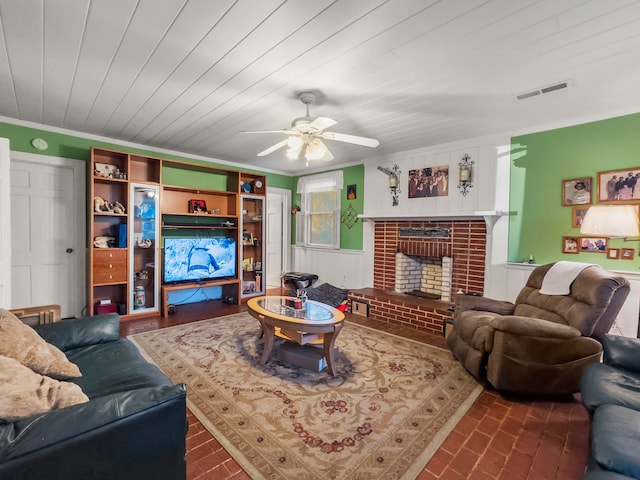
[580,205,640,239]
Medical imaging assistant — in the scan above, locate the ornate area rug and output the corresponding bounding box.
[130,313,483,480]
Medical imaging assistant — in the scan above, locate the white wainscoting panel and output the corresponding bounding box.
[291,246,367,289]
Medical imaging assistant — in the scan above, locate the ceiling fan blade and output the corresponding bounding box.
[257,139,289,157]
[238,129,297,135]
[308,116,337,132]
[320,131,380,148]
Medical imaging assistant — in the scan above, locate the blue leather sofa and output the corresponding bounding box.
[581,335,640,479]
[0,313,187,480]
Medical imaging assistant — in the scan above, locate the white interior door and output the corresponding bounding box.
[266,188,290,287]
[10,153,85,317]
[0,138,10,308]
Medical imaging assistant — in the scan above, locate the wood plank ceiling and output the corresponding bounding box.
[1,0,640,174]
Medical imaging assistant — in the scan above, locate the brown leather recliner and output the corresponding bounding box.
[446,262,630,395]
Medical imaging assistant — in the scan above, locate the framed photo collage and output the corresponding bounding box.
[561,169,640,260]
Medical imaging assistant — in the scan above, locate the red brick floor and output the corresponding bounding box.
[122,294,590,480]
[418,391,589,480]
[185,410,250,480]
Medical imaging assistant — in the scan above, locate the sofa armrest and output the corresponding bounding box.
[491,315,582,339]
[0,384,186,464]
[454,294,515,316]
[32,313,120,352]
[603,334,640,372]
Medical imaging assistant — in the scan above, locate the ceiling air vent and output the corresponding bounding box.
[516,80,572,101]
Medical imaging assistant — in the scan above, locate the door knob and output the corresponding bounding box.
[66,248,74,253]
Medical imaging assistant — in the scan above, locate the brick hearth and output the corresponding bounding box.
[349,219,487,335]
[348,288,453,334]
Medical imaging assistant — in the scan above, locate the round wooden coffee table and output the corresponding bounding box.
[247,296,345,376]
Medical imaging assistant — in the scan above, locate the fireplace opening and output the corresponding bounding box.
[394,253,453,301]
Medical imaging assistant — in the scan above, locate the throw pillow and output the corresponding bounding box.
[0,309,81,380]
[0,354,89,422]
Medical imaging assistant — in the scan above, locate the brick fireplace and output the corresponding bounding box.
[349,219,487,335]
[375,220,487,294]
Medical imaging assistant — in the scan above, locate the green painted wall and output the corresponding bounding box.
[290,164,364,250]
[340,164,364,250]
[509,112,640,270]
[0,122,294,190]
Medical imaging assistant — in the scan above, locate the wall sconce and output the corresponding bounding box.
[458,153,473,196]
[377,164,401,206]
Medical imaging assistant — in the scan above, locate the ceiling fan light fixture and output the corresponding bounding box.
[287,135,303,149]
[305,140,326,161]
[240,90,379,163]
[286,146,301,160]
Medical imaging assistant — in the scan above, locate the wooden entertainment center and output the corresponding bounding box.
[88,147,266,319]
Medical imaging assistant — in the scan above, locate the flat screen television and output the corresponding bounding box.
[163,237,237,283]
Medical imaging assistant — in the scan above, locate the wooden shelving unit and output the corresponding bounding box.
[90,149,128,316]
[161,186,237,217]
[239,173,267,299]
[89,148,267,316]
[89,147,162,319]
[240,192,266,299]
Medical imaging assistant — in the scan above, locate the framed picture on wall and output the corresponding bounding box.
[580,237,607,252]
[408,166,449,198]
[622,248,635,260]
[597,168,640,203]
[562,177,592,206]
[572,206,589,228]
[347,184,357,200]
[607,248,620,259]
[562,236,579,254]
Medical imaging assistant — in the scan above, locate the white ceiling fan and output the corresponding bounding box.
[239,91,379,165]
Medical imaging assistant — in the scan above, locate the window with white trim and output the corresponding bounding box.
[296,171,343,249]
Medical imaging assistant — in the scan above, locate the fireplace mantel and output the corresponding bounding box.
[358,210,509,229]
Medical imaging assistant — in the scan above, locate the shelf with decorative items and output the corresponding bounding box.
[89,147,162,319]
[160,185,238,217]
[240,194,265,300]
[89,150,270,315]
[93,148,128,181]
[239,172,266,195]
[90,148,130,316]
